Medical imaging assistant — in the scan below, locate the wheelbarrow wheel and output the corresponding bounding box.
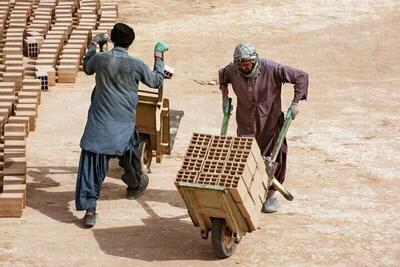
[139,136,152,174]
[211,218,237,259]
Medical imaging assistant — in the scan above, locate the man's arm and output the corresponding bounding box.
[137,58,164,89]
[275,64,309,103]
[83,42,98,75]
[218,64,232,96]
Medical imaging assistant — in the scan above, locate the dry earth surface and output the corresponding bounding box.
[1,0,399,266]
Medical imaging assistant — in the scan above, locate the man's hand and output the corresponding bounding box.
[92,33,108,44]
[154,41,169,59]
[222,96,233,114]
[288,102,299,119]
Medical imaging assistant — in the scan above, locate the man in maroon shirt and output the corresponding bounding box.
[219,42,309,213]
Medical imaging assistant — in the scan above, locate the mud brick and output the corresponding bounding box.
[5,66,24,73]
[190,133,212,147]
[3,46,21,55]
[22,78,41,87]
[18,91,40,102]
[0,102,12,114]
[4,130,26,141]
[4,156,26,168]
[59,58,80,69]
[7,116,29,137]
[3,175,26,185]
[0,88,14,96]
[196,172,220,185]
[57,65,77,83]
[16,104,37,117]
[0,193,24,217]
[4,60,23,67]
[4,140,26,149]
[4,148,26,158]
[185,144,209,159]
[0,95,16,104]
[3,72,23,90]
[4,123,25,133]
[0,108,10,118]
[175,169,199,184]
[36,56,56,66]
[2,184,26,207]
[0,82,15,89]
[15,110,36,131]
[201,160,225,174]
[181,157,204,172]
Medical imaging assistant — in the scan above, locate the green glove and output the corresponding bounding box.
[154,41,169,58]
[288,102,299,119]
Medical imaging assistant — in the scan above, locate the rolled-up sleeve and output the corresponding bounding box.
[83,45,98,75]
[137,58,164,88]
[218,63,232,87]
[275,64,309,102]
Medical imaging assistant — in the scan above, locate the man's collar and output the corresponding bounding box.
[113,46,128,52]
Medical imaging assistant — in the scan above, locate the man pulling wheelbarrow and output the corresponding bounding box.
[219,42,309,213]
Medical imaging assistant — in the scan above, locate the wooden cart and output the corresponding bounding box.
[136,86,170,172]
[176,182,252,259]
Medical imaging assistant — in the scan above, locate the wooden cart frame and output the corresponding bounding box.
[176,182,251,258]
[136,86,170,172]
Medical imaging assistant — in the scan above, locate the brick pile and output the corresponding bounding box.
[0,0,118,217]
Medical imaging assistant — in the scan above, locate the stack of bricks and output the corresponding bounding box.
[175,133,269,231]
[90,1,117,51]
[58,0,98,83]
[26,0,55,36]
[57,0,87,83]
[96,2,117,35]
[2,1,33,92]
[33,0,71,87]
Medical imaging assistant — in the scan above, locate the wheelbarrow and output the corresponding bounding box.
[176,99,295,259]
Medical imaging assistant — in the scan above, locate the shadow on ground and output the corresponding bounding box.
[92,216,216,261]
[26,166,185,225]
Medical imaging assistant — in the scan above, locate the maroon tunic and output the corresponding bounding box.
[219,59,308,185]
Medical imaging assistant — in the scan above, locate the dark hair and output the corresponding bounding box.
[111,23,135,48]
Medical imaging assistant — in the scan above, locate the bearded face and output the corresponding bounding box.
[239,59,255,75]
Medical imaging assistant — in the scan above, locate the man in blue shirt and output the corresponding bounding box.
[75,23,169,227]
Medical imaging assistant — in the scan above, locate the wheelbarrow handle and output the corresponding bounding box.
[220,97,233,136]
[270,109,293,162]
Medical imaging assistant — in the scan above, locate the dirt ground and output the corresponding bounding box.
[1,0,399,266]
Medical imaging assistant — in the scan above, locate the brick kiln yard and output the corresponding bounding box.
[1,0,399,266]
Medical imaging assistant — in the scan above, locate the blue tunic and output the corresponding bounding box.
[80,45,164,155]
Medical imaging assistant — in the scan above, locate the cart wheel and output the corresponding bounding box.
[139,137,152,174]
[211,218,237,259]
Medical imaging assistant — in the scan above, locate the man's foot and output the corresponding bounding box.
[126,174,149,200]
[83,207,97,227]
[262,192,279,213]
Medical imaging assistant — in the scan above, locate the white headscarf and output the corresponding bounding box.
[233,42,261,78]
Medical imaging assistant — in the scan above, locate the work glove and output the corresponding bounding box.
[154,41,169,59]
[92,33,108,44]
[222,96,233,114]
[288,102,299,119]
